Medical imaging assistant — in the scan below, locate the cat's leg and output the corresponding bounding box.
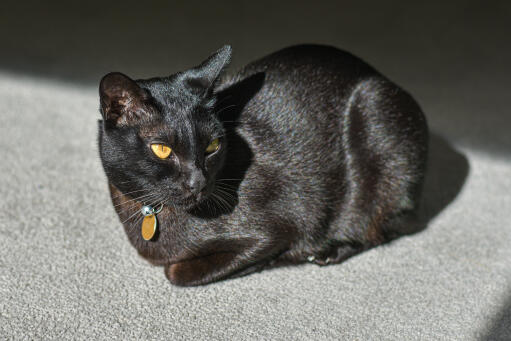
[322,203,417,267]
[326,78,427,256]
[164,238,284,286]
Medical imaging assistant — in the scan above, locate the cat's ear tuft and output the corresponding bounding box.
[185,45,232,91]
[99,72,151,126]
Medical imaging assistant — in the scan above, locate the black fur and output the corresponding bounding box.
[97,44,428,286]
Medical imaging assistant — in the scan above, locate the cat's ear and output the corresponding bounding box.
[99,72,151,127]
[185,45,232,91]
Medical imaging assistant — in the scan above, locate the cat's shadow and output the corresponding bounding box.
[416,133,469,232]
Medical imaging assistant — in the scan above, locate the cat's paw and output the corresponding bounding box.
[165,261,203,286]
[306,255,331,266]
[307,244,363,266]
[164,252,237,286]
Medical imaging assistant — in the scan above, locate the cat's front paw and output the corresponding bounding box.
[164,252,237,286]
[165,261,205,286]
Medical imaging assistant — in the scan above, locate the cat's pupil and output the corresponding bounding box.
[150,143,172,159]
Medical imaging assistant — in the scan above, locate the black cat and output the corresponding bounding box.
[98,45,428,286]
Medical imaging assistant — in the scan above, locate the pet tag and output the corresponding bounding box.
[140,205,162,241]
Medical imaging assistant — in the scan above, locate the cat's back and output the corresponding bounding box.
[229,44,378,83]
[218,45,386,168]
[222,45,385,134]
[217,44,426,203]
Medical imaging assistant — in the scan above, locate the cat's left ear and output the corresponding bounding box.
[185,45,232,91]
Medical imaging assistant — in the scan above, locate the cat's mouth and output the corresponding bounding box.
[160,182,218,210]
[174,189,210,209]
[179,194,202,206]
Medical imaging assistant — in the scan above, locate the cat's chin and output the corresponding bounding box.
[172,192,207,210]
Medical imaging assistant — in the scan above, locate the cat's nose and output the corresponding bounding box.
[184,171,206,195]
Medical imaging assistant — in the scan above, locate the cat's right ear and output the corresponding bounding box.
[99,72,151,127]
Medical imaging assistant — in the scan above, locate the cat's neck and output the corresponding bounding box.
[108,183,180,227]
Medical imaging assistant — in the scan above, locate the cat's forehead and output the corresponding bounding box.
[138,77,208,116]
[134,78,219,140]
[137,106,218,142]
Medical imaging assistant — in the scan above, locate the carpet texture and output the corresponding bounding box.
[1,1,510,340]
[1,69,510,341]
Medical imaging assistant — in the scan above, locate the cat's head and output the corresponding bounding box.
[98,46,232,210]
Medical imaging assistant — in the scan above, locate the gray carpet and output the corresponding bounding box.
[1,1,510,340]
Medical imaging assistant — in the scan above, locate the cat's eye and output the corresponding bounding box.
[205,138,220,154]
[151,143,172,159]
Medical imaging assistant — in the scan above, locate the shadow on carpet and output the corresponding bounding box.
[417,132,469,231]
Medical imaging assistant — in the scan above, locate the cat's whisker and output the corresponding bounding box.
[215,187,237,203]
[117,200,143,217]
[115,197,142,215]
[116,193,159,216]
[214,199,223,215]
[215,182,238,191]
[115,201,146,216]
[216,179,243,188]
[219,195,236,211]
[113,179,139,185]
[211,191,233,212]
[208,193,223,212]
[215,104,237,116]
[113,192,154,205]
[111,188,148,199]
[212,193,229,213]
[215,181,233,187]
[214,94,233,107]
[123,196,162,226]
[121,208,143,225]
[113,193,154,208]
[215,189,236,198]
[215,185,238,197]
[130,214,145,231]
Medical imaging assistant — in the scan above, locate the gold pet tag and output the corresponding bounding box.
[140,204,162,241]
[141,214,157,241]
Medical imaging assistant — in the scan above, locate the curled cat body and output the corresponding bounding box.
[98,44,428,286]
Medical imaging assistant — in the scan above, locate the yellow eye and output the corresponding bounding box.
[150,143,172,159]
[205,138,220,154]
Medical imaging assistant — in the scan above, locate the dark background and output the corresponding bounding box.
[0,0,510,155]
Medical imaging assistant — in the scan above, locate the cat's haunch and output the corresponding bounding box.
[98,44,428,286]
